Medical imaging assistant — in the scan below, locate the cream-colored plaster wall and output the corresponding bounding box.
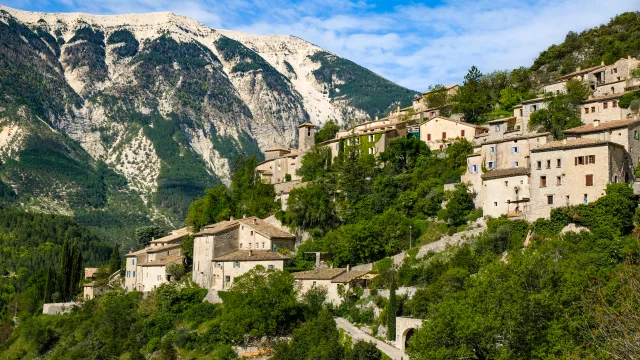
[238,223,271,250]
[420,118,479,150]
[210,259,287,290]
[543,81,567,95]
[594,80,628,97]
[527,145,626,221]
[295,279,344,305]
[481,174,530,218]
[125,256,138,291]
[462,155,483,207]
[192,234,215,288]
[140,265,168,292]
[521,100,547,132]
[581,101,632,124]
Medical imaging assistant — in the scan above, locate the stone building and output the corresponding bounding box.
[564,118,640,164]
[256,123,316,185]
[293,267,370,305]
[527,138,632,220]
[192,216,296,291]
[580,93,633,124]
[419,116,487,151]
[544,57,640,96]
[124,227,190,293]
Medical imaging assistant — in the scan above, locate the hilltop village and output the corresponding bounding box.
[78,56,640,304]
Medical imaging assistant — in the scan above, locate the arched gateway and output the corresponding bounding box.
[395,316,423,351]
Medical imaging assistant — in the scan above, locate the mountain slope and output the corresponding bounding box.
[0,6,418,243]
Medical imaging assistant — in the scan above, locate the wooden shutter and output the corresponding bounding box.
[586,174,593,186]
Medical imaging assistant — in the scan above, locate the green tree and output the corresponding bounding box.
[529,79,588,139]
[387,271,397,341]
[272,310,344,360]
[346,341,382,360]
[451,66,491,124]
[56,239,72,301]
[297,146,333,182]
[135,225,167,248]
[285,183,338,231]
[379,137,430,174]
[442,183,474,227]
[315,120,341,144]
[230,155,277,219]
[109,243,121,274]
[43,266,55,303]
[185,185,232,231]
[425,84,451,115]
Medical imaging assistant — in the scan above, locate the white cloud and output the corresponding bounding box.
[5,0,640,90]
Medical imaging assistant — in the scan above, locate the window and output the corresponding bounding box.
[157,275,161,281]
[439,144,444,150]
[262,242,265,249]
[603,102,608,109]
[540,176,547,187]
[133,271,135,277]
[585,174,593,186]
[461,129,465,137]
[249,242,252,249]
[635,130,640,140]
[546,160,551,169]
[591,106,596,113]
[556,176,562,185]
[494,202,498,206]
[584,194,588,204]
[612,68,618,74]
[442,132,447,139]
[584,107,589,114]
[547,195,554,205]
[131,259,135,265]
[268,265,274,270]
[511,161,518,168]
[556,159,561,168]
[369,135,374,142]
[225,275,230,283]
[613,101,618,108]
[504,181,509,186]
[427,134,431,141]
[308,128,311,136]
[587,155,595,164]
[250,230,254,236]
[495,125,501,132]
[234,261,240,268]
[536,161,542,169]
[240,243,243,248]
[355,138,360,145]
[488,161,494,169]
[126,271,130,278]
[511,146,520,154]
[519,109,523,116]
[575,156,584,165]
[610,87,615,94]
[489,146,496,154]
[368,147,375,155]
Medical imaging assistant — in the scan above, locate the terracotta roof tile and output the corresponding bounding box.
[582,92,628,104]
[150,227,191,244]
[84,268,99,279]
[331,270,371,283]
[481,167,530,180]
[139,254,184,267]
[293,268,346,280]
[238,217,296,239]
[531,138,622,152]
[421,116,487,130]
[564,119,640,134]
[557,64,605,80]
[265,146,291,152]
[212,250,290,261]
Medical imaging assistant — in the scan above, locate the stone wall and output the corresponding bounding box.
[42,302,78,315]
[481,174,530,218]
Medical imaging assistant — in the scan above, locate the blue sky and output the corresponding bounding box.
[5,0,640,91]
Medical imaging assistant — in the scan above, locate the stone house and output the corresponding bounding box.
[412,84,459,113]
[480,168,531,219]
[293,267,370,305]
[256,123,316,185]
[192,216,296,291]
[124,227,190,293]
[527,138,632,220]
[580,93,633,124]
[419,116,487,151]
[564,118,640,166]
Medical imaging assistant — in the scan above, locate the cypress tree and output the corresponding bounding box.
[44,266,55,303]
[387,272,397,341]
[69,243,83,300]
[57,238,71,300]
[109,243,121,274]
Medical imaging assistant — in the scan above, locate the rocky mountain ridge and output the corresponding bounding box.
[0,5,417,239]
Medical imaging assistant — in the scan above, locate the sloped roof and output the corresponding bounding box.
[139,254,183,267]
[197,219,241,235]
[147,242,183,253]
[265,146,291,152]
[467,151,481,158]
[299,122,316,128]
[531,138,621,152]
[212,250,290,261]
[331,270,370,283]
[239,217,296,239]
[487,116,516,124]
[421,115,487,130]
[150,227,191,245]
[564,119,640,134]
[293,268,346,280]
[557,64,605,80]
[475,132,551,145]
[582,92,628,104]
[481,167,530,180]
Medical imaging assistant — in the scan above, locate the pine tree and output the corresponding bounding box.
[109,243,121,274]
[387,272,397,341]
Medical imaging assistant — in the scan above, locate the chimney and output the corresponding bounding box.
[253,218,257,225]
[593,119,600,128]
[330,264,334,269]
[601,60,605,66]
[375,115,379,121]
[563,138,567,145]
[576,66,581,72]
[230,216,234,221]
[346,264,350,272]
[243,214,246,219]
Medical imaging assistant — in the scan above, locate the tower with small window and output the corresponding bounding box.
[298,123,316,154]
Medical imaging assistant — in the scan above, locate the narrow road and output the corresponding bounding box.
[335,317,409,360]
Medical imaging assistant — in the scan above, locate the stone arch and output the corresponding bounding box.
[403,327,416,351]
[395,316,422,351]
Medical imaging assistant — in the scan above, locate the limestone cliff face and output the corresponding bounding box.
[0,5,417,233]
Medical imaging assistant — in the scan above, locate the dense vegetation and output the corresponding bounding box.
[309,51,419,118]
[532,12,640,81]
[280,137,476,268]
[106,29,139,58]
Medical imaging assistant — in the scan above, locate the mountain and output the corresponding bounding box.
[0,6,418,243]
